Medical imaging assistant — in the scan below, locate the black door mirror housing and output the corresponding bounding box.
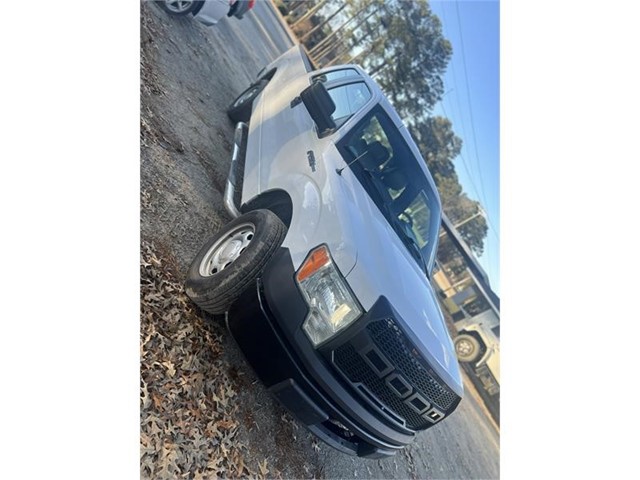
[300,81,336,137]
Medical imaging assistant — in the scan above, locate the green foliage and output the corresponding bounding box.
[370,0,452,117]
[454,197,488,256]
[410,116,461,179]
[410,115,487,257]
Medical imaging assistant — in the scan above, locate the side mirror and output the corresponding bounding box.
[300,81,336,137]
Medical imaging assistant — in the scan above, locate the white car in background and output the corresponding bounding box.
[158,0,255,26]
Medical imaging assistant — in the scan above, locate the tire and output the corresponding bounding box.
[227,80,268,123]
[159,1,200,16]
[454,334,481,363]
[185,209,287,314]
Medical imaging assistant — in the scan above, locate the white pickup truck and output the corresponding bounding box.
[185,45,464,458]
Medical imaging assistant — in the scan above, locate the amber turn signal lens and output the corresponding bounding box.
[296,245,331,282]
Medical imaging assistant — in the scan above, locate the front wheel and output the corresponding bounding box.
[159,1,200,16]
[454,334,481,363]
[226,80,268,123]
[185,209,287,314]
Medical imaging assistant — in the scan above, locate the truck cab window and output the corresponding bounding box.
[326,82,371,128]
[337,106,441,269]
[401,191,432,249]
[313,68,360,84]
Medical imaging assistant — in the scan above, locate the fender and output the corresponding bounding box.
[257,173,357,277]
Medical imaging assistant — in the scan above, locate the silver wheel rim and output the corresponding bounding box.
[199,223,255,277]
[164,1,194,13]
[233,85,260,108]
[456,339,474,356]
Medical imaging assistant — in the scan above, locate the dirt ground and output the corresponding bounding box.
[140,2,499,478]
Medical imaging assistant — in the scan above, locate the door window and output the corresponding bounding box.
[313,68,360,84]
[336,106,442,272]
[326,82,371,128]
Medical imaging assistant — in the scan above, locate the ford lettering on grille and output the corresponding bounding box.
[359,344,445,423]
[332,318,458,430]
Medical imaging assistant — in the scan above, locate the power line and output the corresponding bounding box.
[439,5,471,156]
[453,1,492,212]
[434,4,489,207]
[438,98,500,247]
[438,2,493,214]
[438,100,482,199]
[434,1,500,246]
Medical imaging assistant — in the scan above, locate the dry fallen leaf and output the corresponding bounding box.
[162,361,176,378]
[152,392,163,410]
[258,459,269,477]
[215,419,237,431]
[140,237,274,479]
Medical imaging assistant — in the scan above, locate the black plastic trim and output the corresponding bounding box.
[320,297,463,431]
[300,45,317,72]
[226,248,413,456]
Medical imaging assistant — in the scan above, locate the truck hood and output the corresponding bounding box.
[333,164,464,396]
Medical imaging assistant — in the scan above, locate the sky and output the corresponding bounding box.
[430,0,500,296]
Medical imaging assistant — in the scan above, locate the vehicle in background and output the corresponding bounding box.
[158,0,255,26]
[454,309,500,396]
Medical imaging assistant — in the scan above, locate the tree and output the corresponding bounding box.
[434,173,463,209]
[409,117,487,257]
[360,0,452,118]
[300,0,451,117]
[299,4,347,42]
[310,1,384,63]
[410,116,462,180]
[443,194,488,256]
[456,208,488,256]
[290,0,331,30]
[285,0,313,19]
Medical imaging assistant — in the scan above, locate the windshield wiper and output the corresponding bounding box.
[405,235,429,275]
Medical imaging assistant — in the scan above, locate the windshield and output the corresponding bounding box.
[336,106,441,273]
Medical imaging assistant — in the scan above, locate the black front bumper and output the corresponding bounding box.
[226,248,414,458]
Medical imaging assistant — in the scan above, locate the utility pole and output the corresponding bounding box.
[439,207,485,238]
[453,208,485,229]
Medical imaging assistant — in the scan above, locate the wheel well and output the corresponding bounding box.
[191,1,206,15]
[241,189,293,228]
[458,330,487,357]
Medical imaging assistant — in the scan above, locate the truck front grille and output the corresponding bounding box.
[333,318,459,430]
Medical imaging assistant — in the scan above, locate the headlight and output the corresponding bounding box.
[295,245,362,347]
